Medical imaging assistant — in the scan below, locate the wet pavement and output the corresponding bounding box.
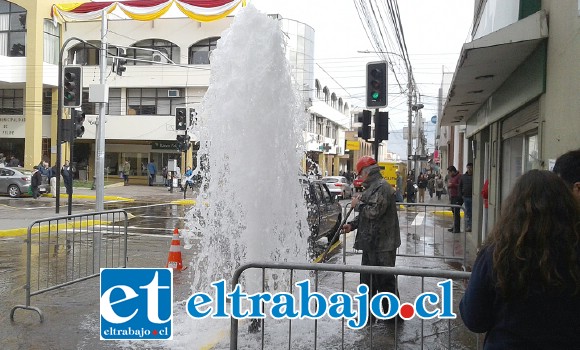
[1,187,480,349]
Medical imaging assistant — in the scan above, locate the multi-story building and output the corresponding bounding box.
[440,0,580,252]
[2,0,351,182]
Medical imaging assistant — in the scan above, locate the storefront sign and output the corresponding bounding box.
[1,116,25,138]
[346,140,360,151]
[152,141,177,150]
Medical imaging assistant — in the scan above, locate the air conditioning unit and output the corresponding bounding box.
[152,52,168,63]
[168,89,180,98]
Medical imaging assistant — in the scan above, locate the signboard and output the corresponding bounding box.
[152,141,178,150]
[346,140,360,151]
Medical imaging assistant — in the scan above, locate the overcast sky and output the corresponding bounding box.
[248,0,474,158]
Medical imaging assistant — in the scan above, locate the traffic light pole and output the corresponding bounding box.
[183,130,187,200]
[68,110,75,216]
[373,108,380,162]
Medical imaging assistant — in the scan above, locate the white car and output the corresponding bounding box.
[321,176,352,199]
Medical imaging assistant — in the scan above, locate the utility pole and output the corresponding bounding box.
[406,72,413,175]
[95,10,107,211]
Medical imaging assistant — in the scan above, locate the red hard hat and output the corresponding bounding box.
[356,156,377,174]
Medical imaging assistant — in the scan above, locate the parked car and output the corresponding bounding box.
[301,177,342,243]
[0,167,49,198]
[353,176,364,192]
[321,176,353,199]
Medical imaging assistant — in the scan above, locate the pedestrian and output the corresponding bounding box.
[147,159,157,186]
[435,174,444,200]
[342,156,401,325]
[460,170,580,349]
[50,165,58,197]
[446,165,462,233]
[30,166,42,199]
[183,166,194,194]
[428,175,435,199]
[0,153,5,167]
[417,174,427,203]
[406,174,415,203]
[122,159,131,186]
[395,170,404,202]
[162,166,169,187]
[553,148,580,204]
[8,155,19,167]
[61,160,73,195]
[459,163,473,232]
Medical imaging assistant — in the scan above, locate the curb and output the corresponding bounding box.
[0,219,111,238]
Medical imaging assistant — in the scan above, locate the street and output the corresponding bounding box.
[1,186,478,349]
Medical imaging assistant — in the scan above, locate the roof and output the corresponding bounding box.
[308,101,350,128]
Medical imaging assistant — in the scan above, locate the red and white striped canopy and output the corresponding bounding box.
[52,0,246,22]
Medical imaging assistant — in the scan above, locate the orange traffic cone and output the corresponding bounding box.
[166,228,186,271]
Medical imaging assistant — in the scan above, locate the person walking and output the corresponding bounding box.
[435,174,444,200]
[50,165,58,198]
[460,170,580,349]
[122,159,131,186]
[428,175,435,199]
[147,159,157,186]
[446,165,462,233]
[30,166,42,199]
[61,160,73,195]
[406,175,416,203]
[417,174,427,203]
[395,170,404,202]
[342,156,401,325]
[460,163,473,232]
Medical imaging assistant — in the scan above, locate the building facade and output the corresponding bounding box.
[440,0,580,252]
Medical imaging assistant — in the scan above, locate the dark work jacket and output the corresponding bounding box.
[460,172,473,197]
[31,171,42,187]
[348,165,401,252]
[460,246,580,349]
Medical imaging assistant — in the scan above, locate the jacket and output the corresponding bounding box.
[348,165,401,252]
[31,170,42,187]
[447,172,462,197]
[460,246,580,349]
[460,172,473,197]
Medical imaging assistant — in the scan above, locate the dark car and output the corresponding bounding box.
[301,178,342,243]
[0,167,49,198]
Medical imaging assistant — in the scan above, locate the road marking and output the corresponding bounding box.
[411,212,425,226]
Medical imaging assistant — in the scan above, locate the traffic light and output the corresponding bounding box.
[357,110,371,140]
[366,61,387,108]
[62,66,82,108]
[375,111,389,142]
[176,107,187,130]
[73,109,85,138]
[189,108,197,127]
[113,48,127,76]
[176,134,191,152]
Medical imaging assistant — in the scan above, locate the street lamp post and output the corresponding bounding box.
[412,103,424,181]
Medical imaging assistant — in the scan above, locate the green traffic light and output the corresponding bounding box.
[372,91,380,99]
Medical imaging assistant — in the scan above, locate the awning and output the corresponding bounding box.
[51,0,246,22]
[308,101,350,129]
[441,10,548,126]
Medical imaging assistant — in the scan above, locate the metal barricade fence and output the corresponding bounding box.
[341,202,467,269]
[230,262,480,350]
[10,209,128,322]
[397,202,467,269]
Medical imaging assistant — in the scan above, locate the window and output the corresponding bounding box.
[188,37,219,65]
[81,88,121,115]
[331,93,337,108]
[128,39,179,65]
[68,40,117,66]
[43,19,59,64]
[126,88,184,115]
[0,89,23,114]
[42,88,52,115]
[323,87,329,103]
[315,79,321,99]
[0,1,26,57]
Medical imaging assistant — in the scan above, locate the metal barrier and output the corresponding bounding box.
[10,209,128,322]
[395,202,467,269]
[230,262,479,350]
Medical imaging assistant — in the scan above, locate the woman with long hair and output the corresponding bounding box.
[460,170,580,348]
